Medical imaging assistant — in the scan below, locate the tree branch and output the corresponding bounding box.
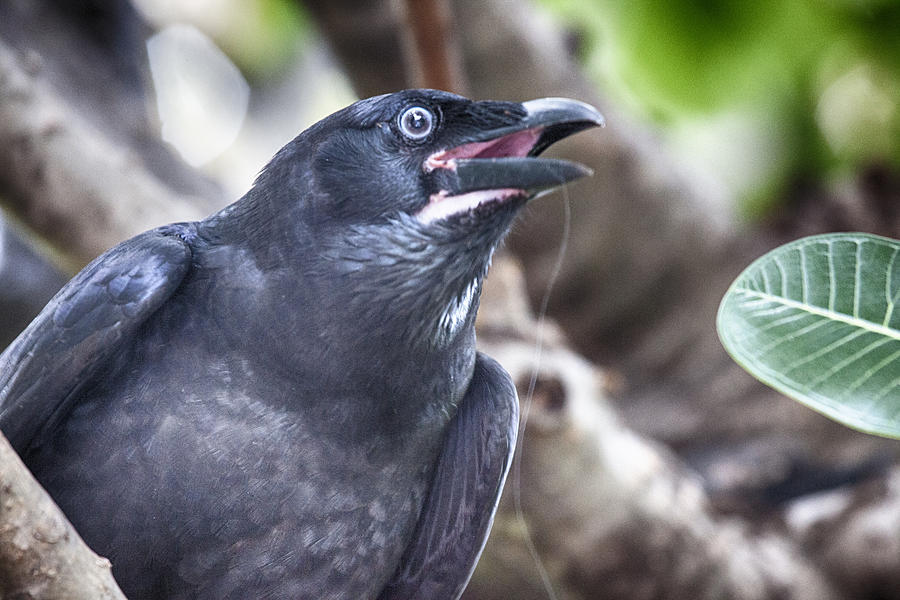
[0,38,216,267]
[0,432,127,599]
[466,257,839,600]
[398,0,468,94]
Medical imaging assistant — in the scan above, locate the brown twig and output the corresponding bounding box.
[399,0,468,94]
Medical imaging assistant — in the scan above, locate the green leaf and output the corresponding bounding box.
[717,233,900,437]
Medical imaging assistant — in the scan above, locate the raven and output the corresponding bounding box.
[0,90,602,599]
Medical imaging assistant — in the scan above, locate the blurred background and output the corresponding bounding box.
[0,0,898,598]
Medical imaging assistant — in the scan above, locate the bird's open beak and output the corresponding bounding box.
[417,98,604,224]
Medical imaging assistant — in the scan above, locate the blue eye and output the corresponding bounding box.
[398,106,434,140]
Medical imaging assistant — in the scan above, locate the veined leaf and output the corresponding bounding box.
[717,233,900,438]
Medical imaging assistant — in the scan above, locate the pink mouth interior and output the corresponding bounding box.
[425,127,542,171]
[417,127,543,224]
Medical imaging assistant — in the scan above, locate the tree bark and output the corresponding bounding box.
[0,39,214,268]
[465,257,840,600]
[0,432,127,599]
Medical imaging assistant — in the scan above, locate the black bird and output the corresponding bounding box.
[0,90,602,599]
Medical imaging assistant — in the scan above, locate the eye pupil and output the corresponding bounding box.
[399,106,434,140]
[407,112,425,131]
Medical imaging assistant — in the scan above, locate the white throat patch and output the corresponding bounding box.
[438,277,479,341]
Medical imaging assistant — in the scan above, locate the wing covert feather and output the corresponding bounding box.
[0,229,191,451]
[380,352,519,600]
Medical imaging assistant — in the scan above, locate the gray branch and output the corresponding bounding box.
[467,257,839,599]
[0,432,127,599]
[0,38,216,266]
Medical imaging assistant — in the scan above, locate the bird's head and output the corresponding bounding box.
[245,89,603,350]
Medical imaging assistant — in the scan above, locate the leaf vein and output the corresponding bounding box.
[736,289,900,341]
[872,375,900,404]
[828,239,836,312]
[854,240,862,319]
[800,246,808,306]
[775,257,787,298]
[846,346,900,397]
[757,317,829,355]
[783,328,867,376]
[808,336,893,390]
[756,310,810,333]
[885,246,899,327]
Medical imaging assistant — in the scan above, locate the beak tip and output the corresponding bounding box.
[567,162,594,183]
[523,97,605,129]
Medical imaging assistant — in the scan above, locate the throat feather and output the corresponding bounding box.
[438,277,479,341]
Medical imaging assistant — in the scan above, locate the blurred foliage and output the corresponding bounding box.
[539,0,900,215]
[133,0,311,81]
[220,0,309,80]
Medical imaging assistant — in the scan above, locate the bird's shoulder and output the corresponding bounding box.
[0,225,194,452]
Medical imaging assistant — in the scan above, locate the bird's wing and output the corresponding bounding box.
[380,352,519,600]
[0,229,191,452]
